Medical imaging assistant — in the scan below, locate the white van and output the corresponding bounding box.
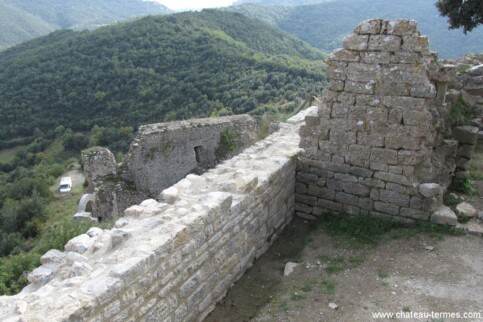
[59,177,72,194]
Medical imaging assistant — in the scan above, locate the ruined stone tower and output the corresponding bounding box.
[296,19,457,221]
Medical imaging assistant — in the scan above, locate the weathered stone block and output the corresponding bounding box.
[295,183,307,194]
[374,171,410,186]
[317,199,343,211]
[431,206,457,225]
[295,193,317,206]
[402,109,432,126]
[398,150,422,165]
[374,201,399,215]
[384,19,418,36]
[345,80,375,94]
[379,189,410,207]
[457,144,475,158]
[358,197,374,210]
[354,19,382,35]
[370,148,398,165]
[297,172,318,185]
[334,173,359,183]
[410,83,436,98]
[335,192,359,207]
[409,195,424,209]
[400,207,430,220]
[361,52,391,64]
[347,63,382,82]
[329,80,345,92]
[350,166,373,178]
[453,126,479,145]
[369,162,388,171]
[331,102,350,118]
[419,183,443,198]
[368,35,401,52]
[327,61,348,80]
[308,185,336,200]
[388,165,403,175]
[329,49,361,62]
[343,204,361,215]
[386,183,406,194]
[357,132,385,147]
[362,178,385,188]
[382,96,427,110]
[401,35,429,53]
[343,34,369,51]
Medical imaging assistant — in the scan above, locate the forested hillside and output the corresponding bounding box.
[228,0,483,58]
[0,10,326,146]
[0,0,171,50]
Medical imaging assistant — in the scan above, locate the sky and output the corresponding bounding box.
[150,0,237,11]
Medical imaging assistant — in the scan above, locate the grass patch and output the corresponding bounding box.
[443,192,462,208]
[378,269,389,279]
[321,280,336,294]
[301,282,313,293]
[310,213,406,245]
[402,306,411,312]
[291,292,306,301]
[0,146,24,163]
[450,177,478,196]
[320,255,364,274]
[312,213,465,245]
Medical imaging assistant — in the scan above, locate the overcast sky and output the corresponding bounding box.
[151,0,237,11]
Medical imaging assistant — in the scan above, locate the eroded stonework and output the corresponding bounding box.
[296,19,458,221]
[80,115,257,219]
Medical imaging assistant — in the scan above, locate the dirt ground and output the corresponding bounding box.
[206,218,482,322]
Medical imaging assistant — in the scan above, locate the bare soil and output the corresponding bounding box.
[206,218,482,322]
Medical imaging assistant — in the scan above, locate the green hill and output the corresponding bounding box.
[0,0,171,50]
[229,0,483,59]
[0,10,327,144]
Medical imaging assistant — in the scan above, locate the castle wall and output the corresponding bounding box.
[296,19,457,222]
[0,108,316,321]
[120,115,257,197]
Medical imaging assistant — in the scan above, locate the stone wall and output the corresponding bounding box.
[0,108,316,321]
[296,19,458,222]
[120,114,257,197]
[79,115,257,219]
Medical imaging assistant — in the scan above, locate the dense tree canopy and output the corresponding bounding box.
[436,0,483,33]
[0,10,327,145]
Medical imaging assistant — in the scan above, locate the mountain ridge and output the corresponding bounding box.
[228,0,483,59]
[0,0,171,50]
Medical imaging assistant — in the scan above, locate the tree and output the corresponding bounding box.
[436,0,483,33]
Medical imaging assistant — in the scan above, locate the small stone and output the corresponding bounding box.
[419,183,443,198]
[431,206,458,226]
[64,234,94,254]
[111,230,132,248]
[284,262,299,276]
[40,249,65,265]
[478,211,483,220]
[329,302,338,310]
[159,186,179,204]
[425,246,434,251]
[86,227,103,238]
[456,202,477,218]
